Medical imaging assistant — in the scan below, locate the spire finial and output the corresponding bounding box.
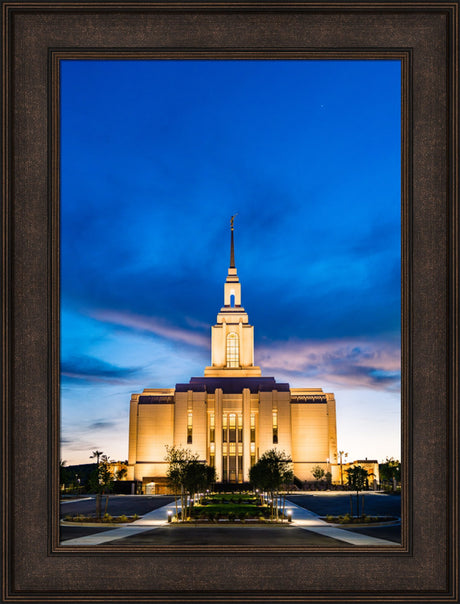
[230,214,237,268]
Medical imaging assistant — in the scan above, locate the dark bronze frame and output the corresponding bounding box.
[2,2,458,602]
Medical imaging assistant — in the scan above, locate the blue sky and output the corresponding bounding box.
[60,60,401,466]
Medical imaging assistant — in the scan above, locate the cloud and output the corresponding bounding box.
[90,309,209,349]
[257,337,400,391]
[88,420,117,431]
[61,354,142,385]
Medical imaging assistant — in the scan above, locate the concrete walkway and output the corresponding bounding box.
[284,498,397,546]
[61,501,174,545]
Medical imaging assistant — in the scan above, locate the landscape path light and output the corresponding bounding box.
[167,510,172,523]
[287,509,292,523]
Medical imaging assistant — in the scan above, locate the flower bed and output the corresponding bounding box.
[322,514,398,525]
[63,513,139,523]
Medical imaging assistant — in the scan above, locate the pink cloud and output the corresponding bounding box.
[257,337,401,391]
[90,309,209,349]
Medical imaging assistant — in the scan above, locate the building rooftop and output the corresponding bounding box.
[175,376,290,394]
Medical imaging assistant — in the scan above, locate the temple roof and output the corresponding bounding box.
[175,376,290,394]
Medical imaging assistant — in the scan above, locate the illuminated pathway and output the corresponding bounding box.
[284,498,397,546]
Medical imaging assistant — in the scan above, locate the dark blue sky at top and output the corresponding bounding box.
[61,59,400,346]
[60,60,401,464]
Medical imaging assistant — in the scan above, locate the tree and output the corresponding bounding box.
[60,460,73,492]
[346,465,368,516]
[334,450,348,486]
[312,465,325,483]
[165,445,197,521]
[249,449,293,521]
[165,446,215,521]
[205,464,217,490]
[88,454,114,519]
[90,450,104,465]
[379,457,401,491]
[115,465,128,481]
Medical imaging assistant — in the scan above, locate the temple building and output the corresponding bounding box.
[127,221,338,491]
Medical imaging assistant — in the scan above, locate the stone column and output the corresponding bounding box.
[215,388,223,482]
[242,388,251,481]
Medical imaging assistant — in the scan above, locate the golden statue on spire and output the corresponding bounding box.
[230,213,238,229]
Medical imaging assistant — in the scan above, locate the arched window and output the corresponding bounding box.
[226,332,239,367]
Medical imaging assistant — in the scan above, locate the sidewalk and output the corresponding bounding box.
[284,498,397,546]
[61,502,173,546]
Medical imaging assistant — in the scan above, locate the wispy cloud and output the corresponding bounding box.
[258,337,400,391]
[88,420,117,431]
[90,309,209,349]
[61,354,142,385]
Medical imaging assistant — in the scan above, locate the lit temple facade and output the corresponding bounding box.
[127,222,338,491]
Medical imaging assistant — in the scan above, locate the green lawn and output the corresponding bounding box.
[179,493,284,521]
[194,503,264,515]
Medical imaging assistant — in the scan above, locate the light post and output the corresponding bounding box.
[167,510,172,523]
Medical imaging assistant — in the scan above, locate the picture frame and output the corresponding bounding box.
[2,2,458,602]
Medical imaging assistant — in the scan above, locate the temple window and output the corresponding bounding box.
[222,413,228,442]
[209,413,215,443]
[229,413,236,443]
[250,442,256,466]
[226,332,239,367]
[187,411,193,444]
[250,413,256,442]
[272,410,278,444]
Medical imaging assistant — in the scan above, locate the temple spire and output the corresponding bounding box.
[230,214,237,268]
[205,215,261,377]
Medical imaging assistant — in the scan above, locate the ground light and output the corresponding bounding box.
[167,510,172,523]
[287,510,292,523]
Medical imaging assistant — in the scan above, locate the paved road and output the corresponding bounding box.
[61,525,119,541]
[107,525,351,546]
[60,495,175,518]
[286,493,401,543]
[287,493,401,517]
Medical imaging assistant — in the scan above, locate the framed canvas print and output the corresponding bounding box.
[58,57,402,551]
[2,1,458,602]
